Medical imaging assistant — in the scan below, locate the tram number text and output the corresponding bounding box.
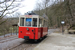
[26,32,30,34]
[25,15,32,18]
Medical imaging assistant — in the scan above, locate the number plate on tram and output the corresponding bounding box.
[26,32,30,34]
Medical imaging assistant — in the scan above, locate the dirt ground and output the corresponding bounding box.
[34,33,75,50]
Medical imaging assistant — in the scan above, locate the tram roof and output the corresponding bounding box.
[20,15,39,18]
[20,15,48,19]
[20,11,48,20]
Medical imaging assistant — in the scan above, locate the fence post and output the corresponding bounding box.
[16,26,17,35]
[4,31,5,37]
[11,27,13,36]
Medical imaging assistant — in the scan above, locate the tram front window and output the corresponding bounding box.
[25,18,32,26]
[33,18,37,27]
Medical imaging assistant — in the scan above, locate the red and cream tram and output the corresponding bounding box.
[18,12,48,41]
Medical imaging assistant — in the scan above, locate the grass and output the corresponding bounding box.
[0,33,5,36]
[53,31,61,33]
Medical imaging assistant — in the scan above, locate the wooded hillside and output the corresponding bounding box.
[34,0,75,28]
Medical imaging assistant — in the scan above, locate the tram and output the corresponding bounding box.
[18,12,48,41]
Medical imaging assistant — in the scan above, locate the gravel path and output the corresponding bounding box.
[34,33,75,50]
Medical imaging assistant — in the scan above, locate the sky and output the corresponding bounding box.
[17,0,63,15]
[18,0,37,15]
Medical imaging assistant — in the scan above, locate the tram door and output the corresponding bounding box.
[39,18,43,37]
[25,18,33,39]
[25,18,37,39]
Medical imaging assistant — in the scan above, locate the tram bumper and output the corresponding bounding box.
[24,36,29,40]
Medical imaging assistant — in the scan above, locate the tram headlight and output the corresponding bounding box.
[26,28,29,31]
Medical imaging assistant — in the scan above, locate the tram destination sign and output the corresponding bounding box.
[25,15,32,18]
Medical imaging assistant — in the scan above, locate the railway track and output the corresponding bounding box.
[8,37,46,50]
[9,44,33,50]
[0,36,38,50]
[0,34,47,50]
[8,41,38,50]
[0,36,18,43]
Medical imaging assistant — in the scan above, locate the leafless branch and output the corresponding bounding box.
[0,0,24,25]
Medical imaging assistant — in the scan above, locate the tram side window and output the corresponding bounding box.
[43,20,45,27]
[39,19,42,27]
[44,20,46,27]
[33,18,37,27]
[20,18,24,26]
[46,21,48,27]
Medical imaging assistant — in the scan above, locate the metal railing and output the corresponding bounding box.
[0,29,18,38]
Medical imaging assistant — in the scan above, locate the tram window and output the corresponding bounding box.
[43,20,45,27]
[25,18,32,26]
[45,21,47,27]
[44,20,46,27]
[39,19,42,27]
[20,18,24,26]
[33,18,37,27]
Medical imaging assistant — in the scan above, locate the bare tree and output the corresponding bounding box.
[0,12,21,36]
[0,0,23,25]
[64,0,75,29]
[41,0,50,15]
[34,0,43,15]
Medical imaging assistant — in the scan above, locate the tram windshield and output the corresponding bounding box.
[20,18,37,27]
[25,18,32,26]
